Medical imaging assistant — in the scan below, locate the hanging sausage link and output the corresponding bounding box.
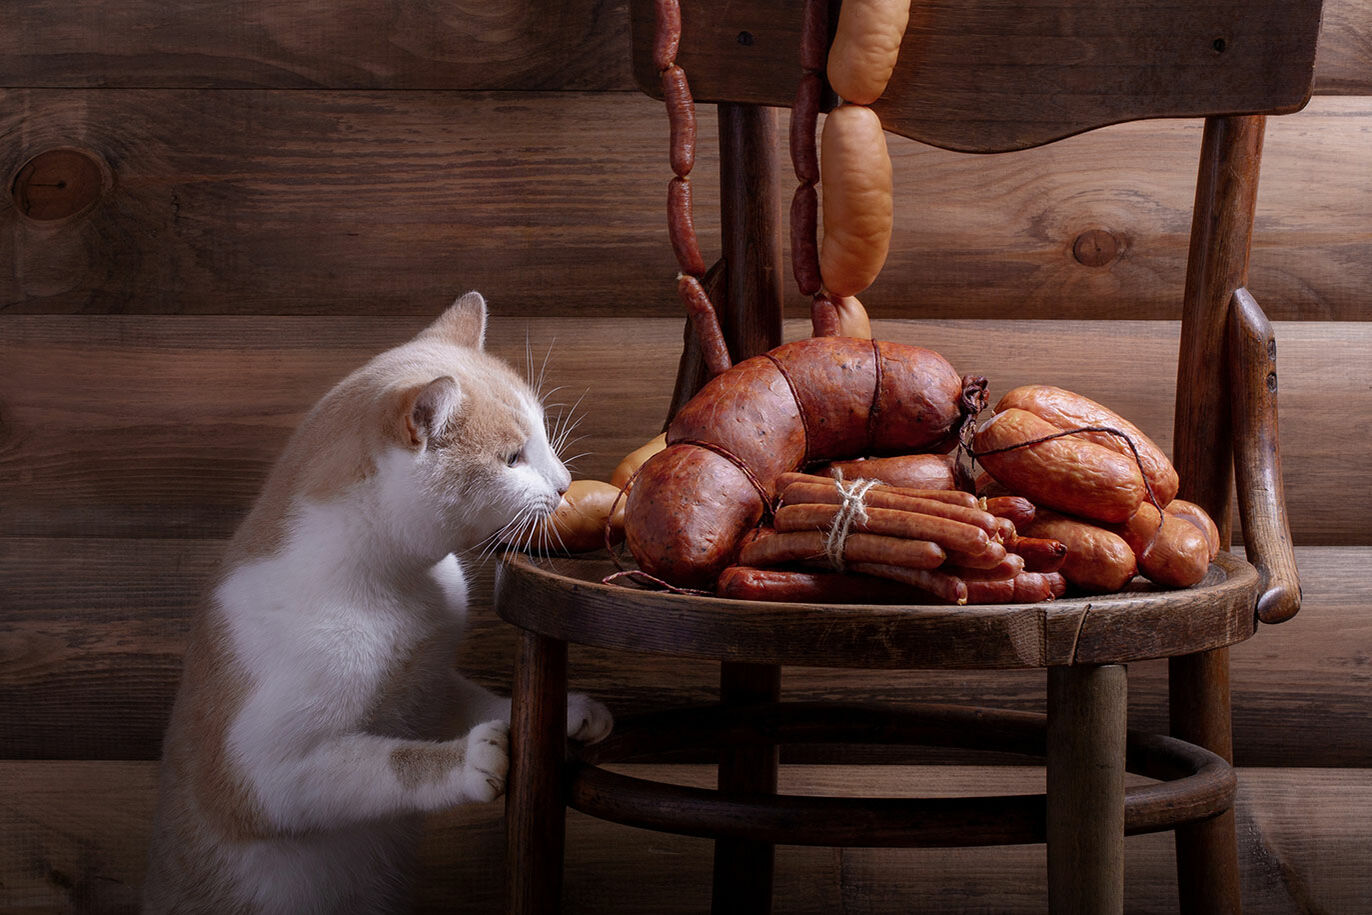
[654,0,731,376]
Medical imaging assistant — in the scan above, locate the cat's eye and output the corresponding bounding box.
[504,447,524,467]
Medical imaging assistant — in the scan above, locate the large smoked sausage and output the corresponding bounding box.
[624,336,967,589]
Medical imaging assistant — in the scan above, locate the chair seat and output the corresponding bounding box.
[495,550,1258,670]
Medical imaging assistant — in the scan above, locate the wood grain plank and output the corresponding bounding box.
[2,761,1368,913]
[2,316,1367,543]
[0,0,633,90]
[1313,0,1372,94]
[2,542,1368,767]
[2,92,1368,321]
[0,0,1365,94]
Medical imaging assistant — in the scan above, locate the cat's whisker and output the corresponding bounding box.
[535,338,557,401]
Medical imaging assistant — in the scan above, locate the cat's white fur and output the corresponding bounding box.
[143,292,611,913]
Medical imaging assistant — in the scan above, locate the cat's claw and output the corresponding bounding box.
[461,719,509,802]
[566,693,613,744]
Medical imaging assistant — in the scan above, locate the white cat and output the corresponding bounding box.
[143,292,612,913]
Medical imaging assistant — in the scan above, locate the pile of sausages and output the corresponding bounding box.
[710,382,1221,604]
[514,4,1223,605]
[972,385,1221,594]
[719,471,1069,604]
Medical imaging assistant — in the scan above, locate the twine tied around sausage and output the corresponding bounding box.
[823,473,880,571]
[967,422,1169,545]
[968,424,1163,510]
[600,437,768,595]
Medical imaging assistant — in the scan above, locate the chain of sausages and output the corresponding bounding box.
[794,0,910,333]
[798,1,841,336]
[654,0,732,377]
[790,0,843,336]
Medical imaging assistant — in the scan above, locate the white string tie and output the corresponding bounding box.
[824,472,879,571]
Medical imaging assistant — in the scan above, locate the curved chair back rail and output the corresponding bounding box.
[496,551,1258,669]
[630,0,1324,152]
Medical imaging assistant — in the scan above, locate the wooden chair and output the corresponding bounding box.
[496,1,1322,911]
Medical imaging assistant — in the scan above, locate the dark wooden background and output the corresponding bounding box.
[2,1,1370,911]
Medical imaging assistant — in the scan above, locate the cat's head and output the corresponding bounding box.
[264,292,571,563]
[377,292,572,556]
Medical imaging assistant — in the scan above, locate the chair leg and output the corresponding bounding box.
[1047,664,1127,914]
[1170,648,1243,914]
[710,661,782,915]
[506,630,569,915]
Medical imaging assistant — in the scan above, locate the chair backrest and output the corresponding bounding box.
[631,0,1324,152]
[632,0,1320,619]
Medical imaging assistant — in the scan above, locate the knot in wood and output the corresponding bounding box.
[12,149,107,222]
[1071,228,1121,268]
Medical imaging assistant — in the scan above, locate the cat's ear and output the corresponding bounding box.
[398,375,462,449]
[421,291,487,350]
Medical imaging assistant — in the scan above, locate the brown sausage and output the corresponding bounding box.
[943,539,1009,571]
[676,274,731,378]
[653,0,682,71]
[1114,502,1210,588]
[782,470,971,506]
[739,527,946,571]
[791,184,822,295]
[798,0,831,73]
[790,72,822,186]
[774,502,991,556]
[974,408,1146,524]
[716,565,911,603]
[1021,510,1137,593]
[610,433,668,490]
[778,481,999,535]
[667,177,706,277]
[962,571,1062,604]
[1012,571,1066,602]
[849,561,969,604]
[626,338,967,589]
[835,295,872,340]
[822,453,958,492]
[524,479,626,554]
[810,292,841,336]
[1164,498,1221,560]
[946,552,1026,581]
[983,496,1036,529]
[996,384,1180,506]
[1007,535,1068,573]
[662,65,696,179]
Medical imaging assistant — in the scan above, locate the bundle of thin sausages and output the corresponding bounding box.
[719,471,1068,605]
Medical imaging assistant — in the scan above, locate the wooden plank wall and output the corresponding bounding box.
[3,1,1371,911]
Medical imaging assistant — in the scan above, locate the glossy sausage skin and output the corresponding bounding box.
[819,105,893,298]
[1021,510,1138,593]
[662,66,696,178]
[625,336,966,589]
[791,184,822,296]
[996,384,1180,506]
[668,177,706,277]
[1164,498,1221,560]
[975,408,1146,524]
[827,0,912,105]
[1114,502,1210,588]
[717,565,912,604]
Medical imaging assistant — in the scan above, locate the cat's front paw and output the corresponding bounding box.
[460,719,509,803]
[566,693,613,744]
